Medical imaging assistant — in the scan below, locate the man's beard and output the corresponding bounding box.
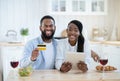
[41,30,55,40]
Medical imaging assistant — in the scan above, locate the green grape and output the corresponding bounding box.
[19,66,33,77]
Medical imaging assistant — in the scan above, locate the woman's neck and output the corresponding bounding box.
[68,40,76,46]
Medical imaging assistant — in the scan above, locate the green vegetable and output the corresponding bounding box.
[19,66,33,77]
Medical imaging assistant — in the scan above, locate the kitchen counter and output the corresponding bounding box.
[0,42,24,46]
[0,41,120,46]
[90,41,120,46]
[6,70,120,81]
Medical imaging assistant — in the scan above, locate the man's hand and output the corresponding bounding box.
[77,61,88,73]
[31,48,39,61]
[60,62,72,73]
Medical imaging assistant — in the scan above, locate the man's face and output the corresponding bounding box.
[40,19,56,39]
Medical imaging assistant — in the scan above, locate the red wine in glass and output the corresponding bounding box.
[10,61,19,68]
[99,59,108,66]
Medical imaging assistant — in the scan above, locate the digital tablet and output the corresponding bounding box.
[65,51,85,70]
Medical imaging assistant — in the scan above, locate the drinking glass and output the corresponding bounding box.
[99,54,108,79]
[10,58,19,79]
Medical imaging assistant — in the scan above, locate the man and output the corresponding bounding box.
[20,15,57,69]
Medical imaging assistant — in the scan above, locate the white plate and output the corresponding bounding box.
[96,70,117,73]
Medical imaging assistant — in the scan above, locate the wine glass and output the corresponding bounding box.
[10,61,19,69]
[10,58,19,79]
[99,54,108,79]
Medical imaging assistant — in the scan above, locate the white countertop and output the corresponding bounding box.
[0,42,24,46]
[0,41,120,46]
[90,41,120,46]
[6,70,120,81]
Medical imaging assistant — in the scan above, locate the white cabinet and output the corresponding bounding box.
[90,43,101,54]
[91,43,120,70]
[1,46,24,81]
[102,45,120,70]
[0,47,3,81]
[48,0,107,15]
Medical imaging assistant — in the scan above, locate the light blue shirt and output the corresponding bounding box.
[20,36,57,70]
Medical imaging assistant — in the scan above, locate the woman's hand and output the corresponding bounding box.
[60,62,72,73]
[77,61,88,73]
[91,50,100,62]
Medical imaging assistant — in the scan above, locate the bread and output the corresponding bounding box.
[96,65,117,71]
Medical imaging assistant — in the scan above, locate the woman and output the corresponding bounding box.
[55,20,92,73]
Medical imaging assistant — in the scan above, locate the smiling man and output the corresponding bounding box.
[20,15,57,70]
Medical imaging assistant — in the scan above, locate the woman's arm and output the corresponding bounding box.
[91,50,100,62]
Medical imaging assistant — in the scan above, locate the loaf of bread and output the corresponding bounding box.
[96,65,117,71]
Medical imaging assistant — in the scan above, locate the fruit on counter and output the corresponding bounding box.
[96,65,117,71]
[19,66,33,77]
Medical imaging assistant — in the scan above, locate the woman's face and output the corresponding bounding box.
[67,23,80,42]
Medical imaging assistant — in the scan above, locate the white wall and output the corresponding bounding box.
[0,0,120,41]
[0,0,47,41]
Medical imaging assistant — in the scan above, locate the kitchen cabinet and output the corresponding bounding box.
[102,45,120,70]
[0,46,24,81]
[0,48,2,81]
[48,0,107,15]
[90,43,120,70]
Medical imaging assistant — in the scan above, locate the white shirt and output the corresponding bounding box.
[55,38,92,70]
[44,42,54,69]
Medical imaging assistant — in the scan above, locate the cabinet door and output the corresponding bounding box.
[90,44,120,70]
[91,0,107,14]
[49,0,67,14]
[72,0,86,12]
[1,46,24,81]
[0,47,2,81]
[49,0,107,15]
[103,45,120,70]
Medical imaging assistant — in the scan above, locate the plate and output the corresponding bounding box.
[95,65,117,73]
[96,70,117,73]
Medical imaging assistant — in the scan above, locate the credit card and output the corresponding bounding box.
[37,44,46,50]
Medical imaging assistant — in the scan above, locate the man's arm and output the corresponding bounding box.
[20,42,35,68]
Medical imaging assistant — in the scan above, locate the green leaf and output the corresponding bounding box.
[20,28,29,36]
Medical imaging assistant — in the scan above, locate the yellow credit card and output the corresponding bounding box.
[37,44,46,50]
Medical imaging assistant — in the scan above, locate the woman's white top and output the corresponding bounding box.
[55,38,92,70]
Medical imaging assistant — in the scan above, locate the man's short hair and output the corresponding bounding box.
[40,15,55,26]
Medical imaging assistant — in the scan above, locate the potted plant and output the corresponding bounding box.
[20,28,29,43]
[20,28,29,36]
